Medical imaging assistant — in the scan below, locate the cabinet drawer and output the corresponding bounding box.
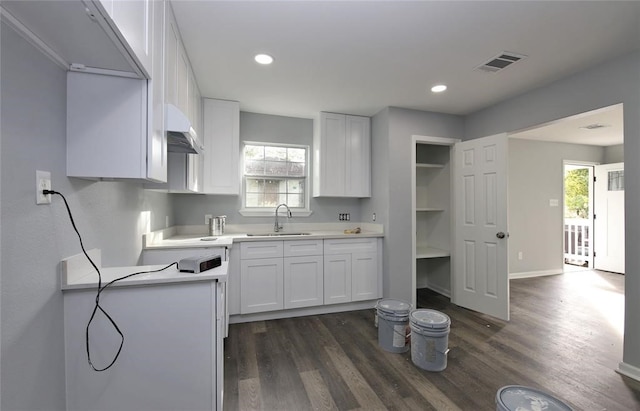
[324,238,377,255]
[284,240,324,257]
[241,241,284,259]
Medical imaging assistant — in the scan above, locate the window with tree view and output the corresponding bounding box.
[243,143,307,209]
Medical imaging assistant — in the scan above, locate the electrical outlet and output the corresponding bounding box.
[36,170,51,205]
[205,214,212,224]
[372,213,376,221]
[338,213,351,221]
[518,251,523,260]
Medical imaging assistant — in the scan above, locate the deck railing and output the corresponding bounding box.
[564,218,591,266]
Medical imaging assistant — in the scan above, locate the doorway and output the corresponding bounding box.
[563,163,594,271]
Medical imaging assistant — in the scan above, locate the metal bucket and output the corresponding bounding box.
[209,215,226,236]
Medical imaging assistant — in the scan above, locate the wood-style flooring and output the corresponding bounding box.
[224,270,640,410]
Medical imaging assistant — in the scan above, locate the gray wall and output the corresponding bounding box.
[465,51,640,374]
[172,111,362,226]
[508,139,604,274]
[604,144,624,164]
[1,23,172,410]
[362,107,464,303]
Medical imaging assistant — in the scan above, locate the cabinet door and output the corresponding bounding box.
[284,256,324,309]
[351,252,379,301]
[323,254,352,305]
[147,0,167,182]
[203,99,240,195]
[345,115,371,197]
[240,258,284,314]
[104,0,153,77]
[165,6,179,107]
[176,43,190,115]
[314,112,346,197]
[67,72,147,179]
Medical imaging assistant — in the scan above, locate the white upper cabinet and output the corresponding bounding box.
[99,0,153,77]
[147,0,167,182]
[313,112,371,197]
[165,2,191,120]
[203,99,241,195]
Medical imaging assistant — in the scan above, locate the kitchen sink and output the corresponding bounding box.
[246,232,311,237]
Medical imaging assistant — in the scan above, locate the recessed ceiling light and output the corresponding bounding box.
[254,54,274,65]
[431,84,447,93]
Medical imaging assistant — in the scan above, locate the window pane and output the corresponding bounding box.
[243,143,307,209]
[288,148,306,162]
[288,162,305,176]
[245,193,263,208]
[608,170,624,191]
[265,146,287,161]
[245,160,264,175]
[286,194,304,207]
[246,178,264,193]
[264,179,280,194]
[287,179,304,194]
[245,145,264,160]
[265,160,288,176]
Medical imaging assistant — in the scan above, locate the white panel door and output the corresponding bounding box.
[594,162,625,273]
[351,252,379,301]
[453,134,509,321]
[284,256,324,309]
[324,254,352,304]
[240,258,284,314]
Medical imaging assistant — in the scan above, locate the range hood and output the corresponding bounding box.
[165,104,203,154]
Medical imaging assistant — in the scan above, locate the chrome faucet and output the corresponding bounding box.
[274,203,292,232]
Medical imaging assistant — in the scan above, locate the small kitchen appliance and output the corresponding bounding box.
[178,254,222,273]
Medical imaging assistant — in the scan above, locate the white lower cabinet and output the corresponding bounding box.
[240,257,284,313]
[231,237,382,318]
[324,238,380,304]
[284,240,324,309]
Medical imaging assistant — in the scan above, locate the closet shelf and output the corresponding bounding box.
[416,207,445,212]
[416,163,445,169]
[416,246,450,259]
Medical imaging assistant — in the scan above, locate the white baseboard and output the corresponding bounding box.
[418,284,451,298]
[510,269,563,279]
[617,362,640,382]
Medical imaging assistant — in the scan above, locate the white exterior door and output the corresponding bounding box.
[594,162,625,273]
[453,134,509,321]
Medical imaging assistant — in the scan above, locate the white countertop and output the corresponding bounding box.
[143,223,384,250]
[61,249,228,291]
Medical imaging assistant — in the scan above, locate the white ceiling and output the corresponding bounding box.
[171,0,640,130]
[509,103,624,146]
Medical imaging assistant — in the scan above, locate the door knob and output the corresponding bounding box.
[496,232,507,239]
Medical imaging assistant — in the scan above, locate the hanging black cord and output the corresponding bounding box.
[46,190,177,371]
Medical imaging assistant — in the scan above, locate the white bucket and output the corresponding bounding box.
[375,299,412,353]
[409,309,451,371]
[496,386,573,411]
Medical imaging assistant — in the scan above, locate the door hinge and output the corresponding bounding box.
[593,251,597,258]
[594,176,597,182]
[593,214,596,220]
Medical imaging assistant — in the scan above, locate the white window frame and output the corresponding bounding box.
[239,141,313,217]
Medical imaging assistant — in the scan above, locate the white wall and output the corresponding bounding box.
[1,23,172,410]
[172,111,362,226]
[465,51,640,376]
[508,139,604,275]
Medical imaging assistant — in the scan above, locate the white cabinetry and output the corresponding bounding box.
[64,280,224,411]
[324,238,380,304]
[240,240,325,314]
[313,112,371,198]
[240,241,284,314]
[284,240,324,309]
[67,71,165,181]
[413,138,455,297]
[203,99,240,195]
[99,0,153,77]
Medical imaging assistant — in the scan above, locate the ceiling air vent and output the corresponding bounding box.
[475,52,527,73]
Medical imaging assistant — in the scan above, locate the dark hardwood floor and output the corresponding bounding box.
[224,270,640,410]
